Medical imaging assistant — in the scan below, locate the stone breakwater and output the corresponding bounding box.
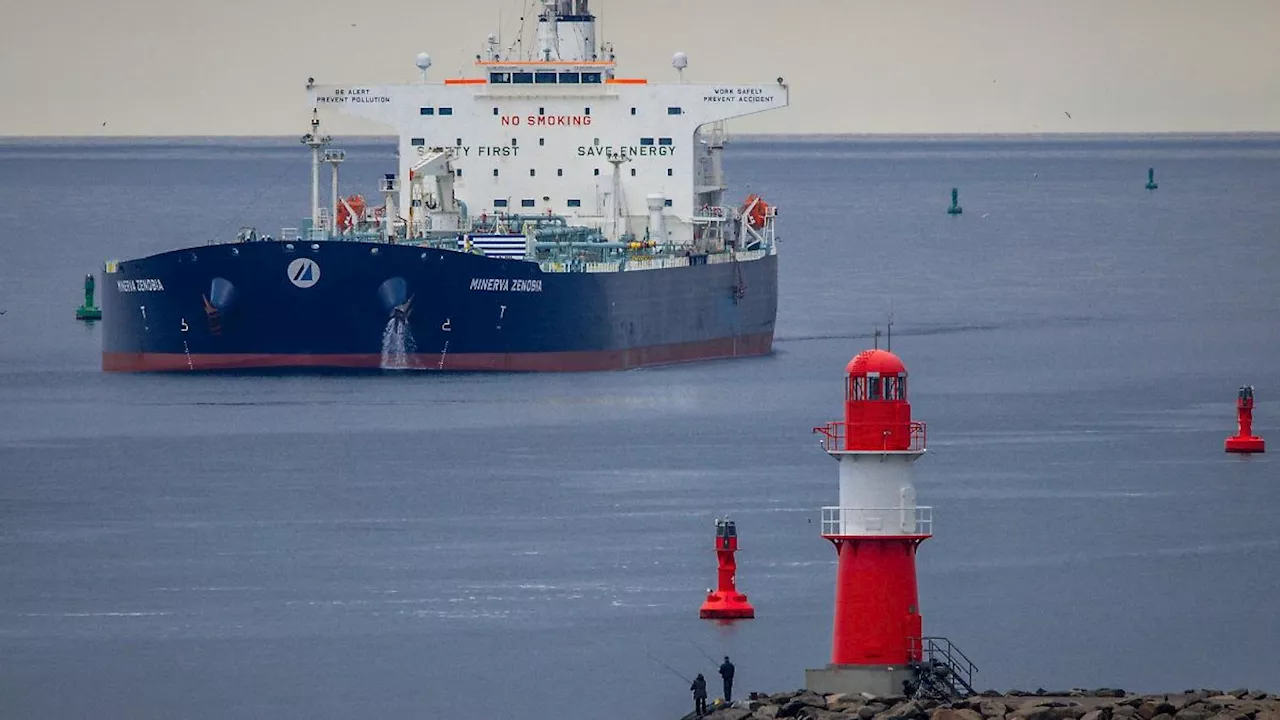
[684,688,1279,720]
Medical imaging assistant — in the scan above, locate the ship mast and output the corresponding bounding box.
[300,109,331,235]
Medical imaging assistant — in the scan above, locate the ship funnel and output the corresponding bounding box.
[646,194,668,246]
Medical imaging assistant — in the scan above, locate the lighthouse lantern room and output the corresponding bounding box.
[805,348,932,697]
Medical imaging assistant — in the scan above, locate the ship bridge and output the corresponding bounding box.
[308,0,788,248]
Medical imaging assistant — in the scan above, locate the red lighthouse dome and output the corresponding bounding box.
[839,349,922,452]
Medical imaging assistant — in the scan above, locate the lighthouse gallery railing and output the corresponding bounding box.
[813,421,927,453]
[820,506,933,536]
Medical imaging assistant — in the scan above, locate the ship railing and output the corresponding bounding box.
[820,506,933,537]
[812,421,927,453]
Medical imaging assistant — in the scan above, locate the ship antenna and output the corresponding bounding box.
[887,302,894,352]
[873,325,881,350]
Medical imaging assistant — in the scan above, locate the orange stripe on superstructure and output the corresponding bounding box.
[474,60,616,66]
[444,78,487,85]
[606,78,647,84]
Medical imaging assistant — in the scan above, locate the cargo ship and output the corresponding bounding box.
[101,0,789,372]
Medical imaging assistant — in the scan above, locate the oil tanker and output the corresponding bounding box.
[101,0,788,371]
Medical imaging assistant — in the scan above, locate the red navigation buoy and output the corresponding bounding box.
[805,348,931,695]
[699,519,754,620]
[1225,385,1265,454]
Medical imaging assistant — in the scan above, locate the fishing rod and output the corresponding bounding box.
[690,640,718,666]
[643,648,692,684]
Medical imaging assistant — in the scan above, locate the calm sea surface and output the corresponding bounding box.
[0,135,1278,720]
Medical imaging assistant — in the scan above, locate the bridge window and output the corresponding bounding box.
[629,168,636,177]
[439,107,453,116]
[593,168,600,176]
[640,138,654,146]
[493,107,500,115]
[630,107,636,116]
[456,137,462,146]
[557,168,563,177]
[493,169,499,177]
[494,199,508,208]
[411,138,425,146]
[583,107,591,115]
[538,107,545,116]
[530,169,536,177]
[419,107,435,116]
[455,169,462,177]
[539,138,545,146]
[559,72,581,84]
[581,72,602,83]
[667,168,672,177]
[512,72,534,83]
[658,137,673,146]
[489,72,511,84]
[664,199,672,207]
[535,71,557,84]
[567,199,581,207]
[511,138,518,146]
[521,199,536,208]
[667,106,682,115]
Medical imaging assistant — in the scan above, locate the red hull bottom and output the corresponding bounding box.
[103,333,774,373]
[699,591,755,619]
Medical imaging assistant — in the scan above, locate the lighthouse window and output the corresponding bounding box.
[489,72,511,84]
[658,137,673,146]
[640,138,654,146]
[512,72,534,83]
[581,72,602,83]
[521,199,536,208]
[667,106,682,115]
[567,199,581,207]
[419,107,435,116]
[867,377,883,400]
[559,72,581,84]
[411,138,425,146]
[494,199,508,207]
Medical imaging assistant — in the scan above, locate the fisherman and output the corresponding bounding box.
[719,656,735,702]
[690,673,708,717]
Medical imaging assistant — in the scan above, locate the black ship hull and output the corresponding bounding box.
[101,241,777,372]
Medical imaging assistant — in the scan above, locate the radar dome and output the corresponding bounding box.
[672,52,689,70]
[415,53,432,70]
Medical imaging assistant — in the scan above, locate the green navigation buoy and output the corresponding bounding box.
[947,187,963,215]
[1145,167,1158,190]
[75,273,102,321]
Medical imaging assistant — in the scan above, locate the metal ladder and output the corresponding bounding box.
[908,637,978,701]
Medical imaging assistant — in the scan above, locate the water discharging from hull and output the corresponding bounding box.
[380,317,418,370]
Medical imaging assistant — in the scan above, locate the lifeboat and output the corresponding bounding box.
[742,194,770,229]
[335,194,368,231]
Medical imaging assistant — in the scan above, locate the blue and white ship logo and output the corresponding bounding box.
[287,258,321,288]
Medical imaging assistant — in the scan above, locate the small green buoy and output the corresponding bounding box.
[1145,167,1158,190]
[75,273,102,321]
[947,187,963,215]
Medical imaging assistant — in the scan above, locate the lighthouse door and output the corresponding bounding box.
[899,487,916,534]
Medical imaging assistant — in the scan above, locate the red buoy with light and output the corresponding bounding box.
[699,519,755,620]
[805,347,930,695]
[1225,385,1265,454]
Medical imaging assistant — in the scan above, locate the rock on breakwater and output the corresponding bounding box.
[682,688,1279,720]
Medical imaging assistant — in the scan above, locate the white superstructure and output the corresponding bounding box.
[308,0,788,249]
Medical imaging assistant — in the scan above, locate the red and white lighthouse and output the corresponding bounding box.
[805,348,932,696]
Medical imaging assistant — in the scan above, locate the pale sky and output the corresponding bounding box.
[2,0,1278,136]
